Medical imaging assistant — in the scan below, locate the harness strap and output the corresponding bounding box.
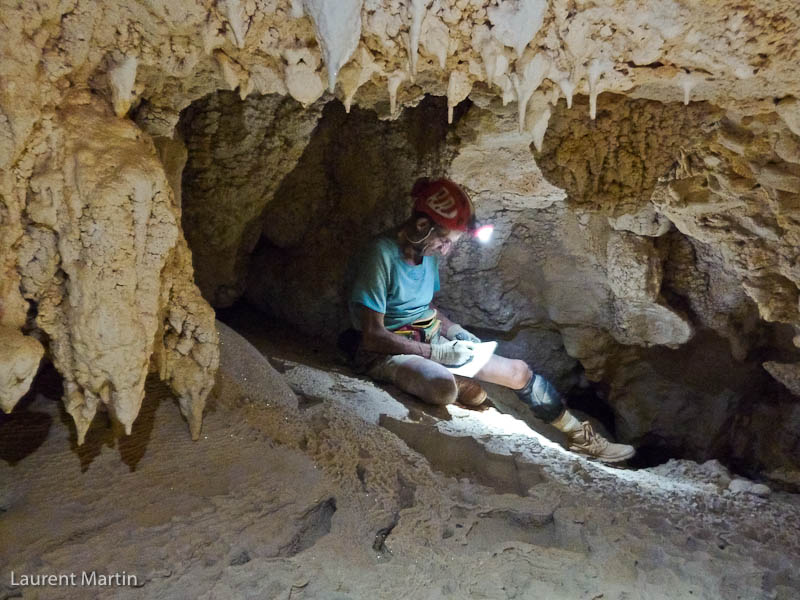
[391,313,441,343]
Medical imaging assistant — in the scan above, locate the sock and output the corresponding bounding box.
[550,410,582,434]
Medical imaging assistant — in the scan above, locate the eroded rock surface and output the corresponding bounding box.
[179,92,324,306]
[7,323,796,599]
[244,97,453,333]
[0,327,44,413]
[209,90,800,474]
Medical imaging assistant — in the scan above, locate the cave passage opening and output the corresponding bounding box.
[175,89,800,485]
[174,91,653,464]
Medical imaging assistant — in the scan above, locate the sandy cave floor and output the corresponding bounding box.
[1,312,800,599]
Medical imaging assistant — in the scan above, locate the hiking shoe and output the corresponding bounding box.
[455,376,488,407]
[567,421,635,463]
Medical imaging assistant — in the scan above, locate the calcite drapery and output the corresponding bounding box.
[9,92,217,443]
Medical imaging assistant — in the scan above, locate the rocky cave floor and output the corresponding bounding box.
[2,307,800,600]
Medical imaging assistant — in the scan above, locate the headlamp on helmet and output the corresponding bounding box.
[412,178,494,243]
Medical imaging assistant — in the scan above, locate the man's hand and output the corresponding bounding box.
[430,340,476,367]
[446,323,481,344]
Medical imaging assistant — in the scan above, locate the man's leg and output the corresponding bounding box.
[369,355,458,405]
[475,354,635,463]
[473,354,531,389]
[474,355,564,422]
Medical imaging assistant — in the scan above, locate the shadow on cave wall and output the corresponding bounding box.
[242,95,466,339]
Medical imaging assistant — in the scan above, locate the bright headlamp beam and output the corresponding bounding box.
[474,224,494,243]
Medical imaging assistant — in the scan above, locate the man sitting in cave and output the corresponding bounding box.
[341,177,635,463]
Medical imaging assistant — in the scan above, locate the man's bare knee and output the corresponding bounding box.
[510,359,532,390]
[394,357,457,405]
[423,375,458,405]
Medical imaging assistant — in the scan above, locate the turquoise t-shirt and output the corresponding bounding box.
[349,236,440,330]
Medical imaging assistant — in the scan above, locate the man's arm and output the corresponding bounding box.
[358,305,432,358]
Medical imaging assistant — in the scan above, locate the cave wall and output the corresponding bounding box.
[179,91,324,307]
[443,94,800,471]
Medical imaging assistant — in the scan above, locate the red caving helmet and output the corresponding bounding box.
[411,178,475,232]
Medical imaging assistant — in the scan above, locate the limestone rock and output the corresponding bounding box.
[245,98,453,337]
[179,92,324,307]
[608,333,752,455]
[448,101,566,210]
[607,205,672,237]
[763,362,800,397]
[776,97,800,137]
[152,136,220,439]
[152,235,220,439]
[611,300,694,349]
[648,458,733,493]
[3,0,800,476]
[534,95,719,215]
[0,327,44,412]
[728,478,771,497]
[607,231,663,302]
[11,94,217,443]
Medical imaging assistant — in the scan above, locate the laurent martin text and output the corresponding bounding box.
[10,571,138,587]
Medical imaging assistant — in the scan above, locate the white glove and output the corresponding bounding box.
[430,340,476,367]
[446,323,481,343]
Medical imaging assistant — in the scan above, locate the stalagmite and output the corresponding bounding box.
[303,0,364,93]
[587,57,613,119]
[108,56,138,117]
[488,0,548,58]
[511,52,550,132]
[387,70,407,116]
[408,0,431,76]
[447,71,472,124]
[219,0,247,49]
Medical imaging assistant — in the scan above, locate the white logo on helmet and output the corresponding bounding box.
[426,188,458,218]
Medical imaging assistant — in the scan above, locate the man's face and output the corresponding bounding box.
[422,226,463,257]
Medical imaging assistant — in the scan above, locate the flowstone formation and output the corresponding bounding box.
[1,0,799,461]
[6,92,218,443]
